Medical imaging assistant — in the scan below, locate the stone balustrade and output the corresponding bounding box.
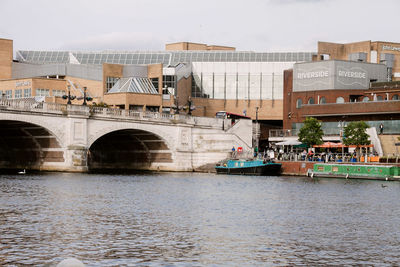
[0,99,227,129]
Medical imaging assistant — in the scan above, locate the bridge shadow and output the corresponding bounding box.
[0,120,63,171]
[88,129,172,171]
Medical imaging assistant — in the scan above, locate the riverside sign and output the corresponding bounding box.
[293,60,387,92]
[297,70,366,80]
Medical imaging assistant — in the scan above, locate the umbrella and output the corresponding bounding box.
[275,140,302,146]
[313,142,346,148]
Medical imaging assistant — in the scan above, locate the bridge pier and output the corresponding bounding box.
[65,145,89,172]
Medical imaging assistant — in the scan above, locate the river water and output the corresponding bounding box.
[1,172,400,266]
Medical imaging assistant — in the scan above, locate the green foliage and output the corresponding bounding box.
[92,102,108,107]
[343,121,370,146]
[298,117,324,148]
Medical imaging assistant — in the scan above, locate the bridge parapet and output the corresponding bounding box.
[0,99,229,129]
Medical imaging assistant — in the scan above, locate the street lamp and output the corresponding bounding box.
[62,85,76,104]
[338,120,346,160]
[78,87,93,106]
[255,107,259,153]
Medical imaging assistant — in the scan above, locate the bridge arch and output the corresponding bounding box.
[0,119,65,170]
[88,125,175,171]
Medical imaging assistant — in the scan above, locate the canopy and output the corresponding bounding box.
[275,140,302,146]
[313,142,346,148]
[313,142,374,148]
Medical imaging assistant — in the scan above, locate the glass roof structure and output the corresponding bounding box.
[107,77,158,94]
[17,50,316,66]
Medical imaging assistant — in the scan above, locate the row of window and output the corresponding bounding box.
[0,89,66,99]
[296,94,399,108]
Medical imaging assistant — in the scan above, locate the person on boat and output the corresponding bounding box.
[231,146,236,158]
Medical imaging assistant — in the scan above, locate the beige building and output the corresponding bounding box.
[10,40,315,124]
[166,42,235,51]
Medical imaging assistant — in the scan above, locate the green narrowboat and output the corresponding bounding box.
[308,163,400,181]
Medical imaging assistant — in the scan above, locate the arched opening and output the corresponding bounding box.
[0,120,63,171]
[336,97,345,103]
[319,97,326,104]
[88,129,172,171]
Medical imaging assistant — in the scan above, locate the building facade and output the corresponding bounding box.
[10,41,315,122]
[283,60,400,135]
[318,40,400,81]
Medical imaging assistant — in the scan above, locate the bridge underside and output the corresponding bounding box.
[0,120,64,170]
[88,129,173,171]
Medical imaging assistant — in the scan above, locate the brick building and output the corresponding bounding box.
[283,60,400,135]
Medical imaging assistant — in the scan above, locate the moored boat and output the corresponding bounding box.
[308,163,400,181]
[215,159,281,176]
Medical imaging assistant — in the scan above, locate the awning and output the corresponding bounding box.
[313,142,346,148]
[275,140,302,146]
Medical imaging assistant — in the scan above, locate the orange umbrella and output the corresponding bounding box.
[313,142,347,148]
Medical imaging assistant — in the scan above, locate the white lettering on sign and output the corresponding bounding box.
[297,70,329,79]
[338,70,366,79]
[382,45,400,52]
[15,81,31,87]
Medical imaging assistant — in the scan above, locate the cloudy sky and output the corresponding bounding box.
[1,0,399,53]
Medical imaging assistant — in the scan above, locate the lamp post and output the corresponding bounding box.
[255,107,259,153]
[82,87,88,106]
[62,85,76,104]
[338,120,346,160]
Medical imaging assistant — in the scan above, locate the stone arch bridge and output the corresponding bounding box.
[0,100,252,172]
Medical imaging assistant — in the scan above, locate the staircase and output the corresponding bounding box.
[378,134,400,156]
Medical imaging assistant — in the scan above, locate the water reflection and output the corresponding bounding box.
[1,172,400,266]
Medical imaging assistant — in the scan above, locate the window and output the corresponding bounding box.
[319,96,326,104]
[376,95,383,101]
[308,97,314,104]
[36,88,50,97]
[296,98,302,108]
[15,89,22,99]
[392,94,399,100]
[150,78,159,91]
[106,77,119,92]
[5,90,12,99]
[24,88,32,98]
[362,96,370,102]
[336,97,345,103]
[163,75,176,92]
[52,89,66,97]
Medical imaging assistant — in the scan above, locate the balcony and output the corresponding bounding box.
[300,100,400,117]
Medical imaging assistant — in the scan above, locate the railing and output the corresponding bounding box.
[0,99,228,129]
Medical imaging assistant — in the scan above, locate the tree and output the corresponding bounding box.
[298,117,324,148]
[343,121,370,160]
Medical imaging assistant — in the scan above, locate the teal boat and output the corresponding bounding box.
[308,163,400,181]
[215,159,281,176]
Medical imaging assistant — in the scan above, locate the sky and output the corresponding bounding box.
[1,0,399,53]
